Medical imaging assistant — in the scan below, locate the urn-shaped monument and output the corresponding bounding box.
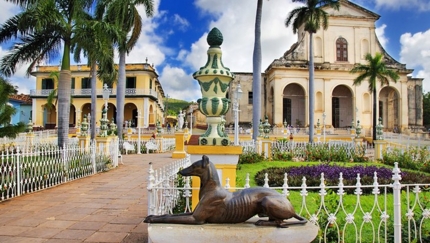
[193,28,235,146]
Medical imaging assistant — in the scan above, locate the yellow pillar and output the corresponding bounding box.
[96,137,112,155]
[78,136,91,151]
[187,145,242,210]
[172,132,187,159]
[261,139,272,160]
[374,140,387,160]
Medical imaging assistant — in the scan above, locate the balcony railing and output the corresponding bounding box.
[30,88,159,99]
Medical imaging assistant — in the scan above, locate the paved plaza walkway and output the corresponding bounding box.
[0,153,177,243]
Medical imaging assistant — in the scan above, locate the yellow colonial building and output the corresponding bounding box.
[228,0,423,135]
[30,63,165,130]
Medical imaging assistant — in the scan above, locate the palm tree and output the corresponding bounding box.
[97,0,154,139]
[350,52,399,142]
[285,0,340,143]
[252,0,263,140]
[73,16,123,139]
[0,0,96,147]
[0,76,26,138]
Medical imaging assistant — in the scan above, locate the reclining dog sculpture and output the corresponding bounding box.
[144,155,307,227]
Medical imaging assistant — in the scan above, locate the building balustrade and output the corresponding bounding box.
[30,88,159,98]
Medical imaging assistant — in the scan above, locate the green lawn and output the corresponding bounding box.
[236,161,430,242]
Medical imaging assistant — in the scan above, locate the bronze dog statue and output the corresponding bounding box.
[144,155,307,227]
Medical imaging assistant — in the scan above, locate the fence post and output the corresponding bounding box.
[62,143,68,182]
[91,140,96,174]
[147,162,155,216]
[392,162,402,243]
[16,147,21,196]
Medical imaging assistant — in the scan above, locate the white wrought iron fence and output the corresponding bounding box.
[240,139,374,161]
[0,139,119,202]
[147,155,192,216]
[147,158,430,243]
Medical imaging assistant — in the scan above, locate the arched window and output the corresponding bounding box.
[336,37,348,62]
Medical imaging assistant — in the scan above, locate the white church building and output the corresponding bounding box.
[229,0,423,135]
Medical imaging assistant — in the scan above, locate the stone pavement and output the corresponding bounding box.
[0,153,178,243]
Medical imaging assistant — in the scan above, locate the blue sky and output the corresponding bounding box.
[1,0,430,102]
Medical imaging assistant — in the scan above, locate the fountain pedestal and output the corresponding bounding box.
[148,217,318,243]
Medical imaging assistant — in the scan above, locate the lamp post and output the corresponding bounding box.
[136,109,143,154]
[189,106,193,135]
[322,112,326,143]
[233,83,243,145]
[100,83,110,137]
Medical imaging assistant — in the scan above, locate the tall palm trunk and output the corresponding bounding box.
[57,43,72,147]
[90,61,97,139]
[116,50,126,138]
[373,88,377,142]
[308,32,315,143]
[252,0,263,140]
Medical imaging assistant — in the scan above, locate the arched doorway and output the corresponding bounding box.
[379,87,399,131]
[43,104,57,129]
[282,83,305,127]
[124,103,137,127]
[82,103,92,121]
[69,105,76,127]
[106,103,116,123]
[332,85,353,128]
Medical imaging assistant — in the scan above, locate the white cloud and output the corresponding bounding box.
[375,24,388,48]
[399,29,430,92]
[185,0,298,74]
[0,1,20,24]
[158,65,201,101]
[374,0,430,11]
[173,14,190,31]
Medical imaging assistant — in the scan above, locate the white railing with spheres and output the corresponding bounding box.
[147,158,430,243]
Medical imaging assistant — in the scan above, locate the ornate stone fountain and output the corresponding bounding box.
[193,27,235,146]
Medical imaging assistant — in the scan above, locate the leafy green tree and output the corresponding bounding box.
[423,92,430,127]
[0,76,26,137]
[350,53,399,141]
[285,0,340,142]
[97,0,154,139]
[0,0,97,147]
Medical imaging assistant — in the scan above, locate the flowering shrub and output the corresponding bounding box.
[272,141,368,163]
[273,151,293,161]
[255,164,430,193]
[238,151,265,164]
[382,146,430,173]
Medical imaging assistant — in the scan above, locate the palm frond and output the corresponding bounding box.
[0,31,62,76]
[126,7,142,52]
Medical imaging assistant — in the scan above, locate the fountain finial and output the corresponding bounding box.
[207,27,223,47]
